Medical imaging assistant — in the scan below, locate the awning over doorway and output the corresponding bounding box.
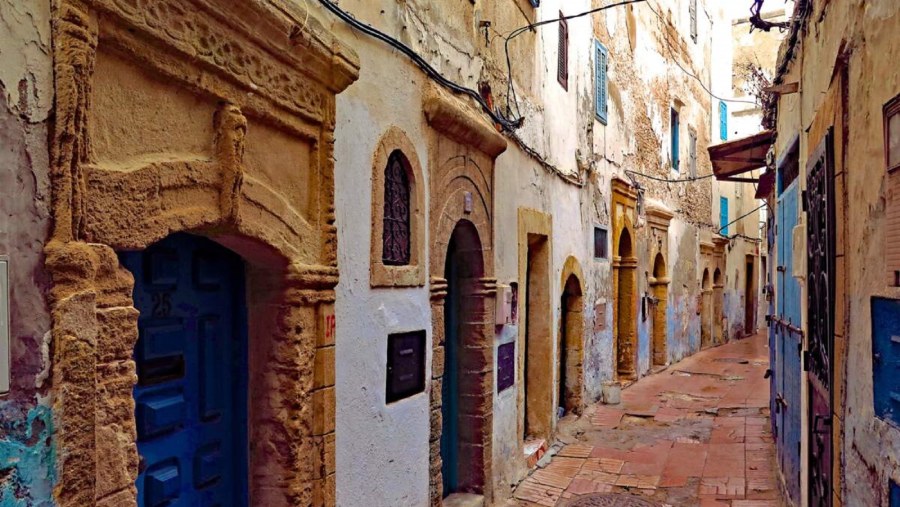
[708,130,773,182]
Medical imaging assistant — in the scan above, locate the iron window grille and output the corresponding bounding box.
[382,151,412,266]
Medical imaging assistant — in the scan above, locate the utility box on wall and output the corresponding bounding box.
[0,257,8,396]
[496,283,514,325]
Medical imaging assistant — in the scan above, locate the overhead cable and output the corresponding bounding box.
[316,0,522,132]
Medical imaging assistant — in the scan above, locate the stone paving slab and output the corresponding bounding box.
[508,333,783,507]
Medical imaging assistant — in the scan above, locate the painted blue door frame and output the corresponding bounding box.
[775,181,802,503]
[122,233,248,507]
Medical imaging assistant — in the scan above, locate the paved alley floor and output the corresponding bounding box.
[510,333,781,507]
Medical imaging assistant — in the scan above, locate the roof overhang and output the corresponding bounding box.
[708,130,773,181]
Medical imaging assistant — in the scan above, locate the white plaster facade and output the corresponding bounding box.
[321,0,757,504]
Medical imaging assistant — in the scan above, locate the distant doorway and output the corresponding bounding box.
[615,229,637,380]
[558,273,584,416]
[713,268,724,344]
[441,220,486,497]
[744,255,756,335]
[524,234,551,440]
[701,268,712,348]
[651,253,669,366]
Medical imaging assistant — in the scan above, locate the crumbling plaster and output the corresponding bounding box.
[0,0,55,504]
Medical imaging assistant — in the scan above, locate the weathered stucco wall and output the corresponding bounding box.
[331,31,434,506]
[0,1,55,504]
[324,0,746,503]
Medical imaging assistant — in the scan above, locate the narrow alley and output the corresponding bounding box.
[512,335,777,507]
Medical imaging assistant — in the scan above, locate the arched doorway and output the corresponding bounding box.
[701,268,713,349]
[559,272,584,416]
[651,253,669,367]
[713,268,724,344]
[122,233,249,507]
[615,228,637,381]
[441,220,487,497]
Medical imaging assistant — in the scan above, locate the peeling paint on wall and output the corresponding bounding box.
[0,1,55,505]
[0,405,56,506]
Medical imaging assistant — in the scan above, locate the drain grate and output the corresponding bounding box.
[560,493,661,507]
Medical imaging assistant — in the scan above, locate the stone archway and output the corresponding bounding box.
[701,268,713,349]
[441,220,487,498]
[615,227,638,381]
[650,253,670,367]
[424,90,503,504]
[559,257,585,416]
[46,3,357,505]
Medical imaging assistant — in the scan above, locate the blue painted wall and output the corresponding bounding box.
[0,404,56,506]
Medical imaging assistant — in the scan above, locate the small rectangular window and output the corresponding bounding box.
[720,196,729,235]
[595,40,608,124]
[885,95,900,285]
[558,12,568,90]
[689,129,697,178]
[671,108,680,171]
[885,94,900,172]
[386,331,426,403]
[720,101,728,140]
[594,226,608,259]
[689,0,697,42]
[497,342,515,393]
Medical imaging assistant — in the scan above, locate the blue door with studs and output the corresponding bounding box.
[121,233,248,507]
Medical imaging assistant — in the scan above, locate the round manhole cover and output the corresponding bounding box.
[560,493,661,507]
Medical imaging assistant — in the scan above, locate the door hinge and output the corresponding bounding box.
[802,190,808,212]
[803,350,811,371]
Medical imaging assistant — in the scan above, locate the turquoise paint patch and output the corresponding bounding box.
[0,404,56,507]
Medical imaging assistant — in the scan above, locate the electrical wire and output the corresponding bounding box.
[718,203,766,237]
[317,0,589,186]
[625,169,715,183]
[316,0,522,132]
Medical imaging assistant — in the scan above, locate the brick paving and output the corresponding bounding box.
[510,333,782,507]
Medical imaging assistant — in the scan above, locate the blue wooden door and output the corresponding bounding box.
[122,234,248,507]
[776,181,802,503]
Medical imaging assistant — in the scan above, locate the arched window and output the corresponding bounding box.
[382,150,411,265]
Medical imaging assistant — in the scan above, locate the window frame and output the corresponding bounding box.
[884,93,900,173]
[593,226,609,260]
[720,101,728,141]
[688,128,698,178]
[671,108,680,171]
[720,196,729,235]
[595,40,608,124]
[370,127,426,288]
[689,0,698,42]
[558,11,569,90]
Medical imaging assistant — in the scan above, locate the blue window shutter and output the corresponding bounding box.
[595,41,608,124]
[671,109,680,171]
[720,196,729,235]
[720,101,728,141]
